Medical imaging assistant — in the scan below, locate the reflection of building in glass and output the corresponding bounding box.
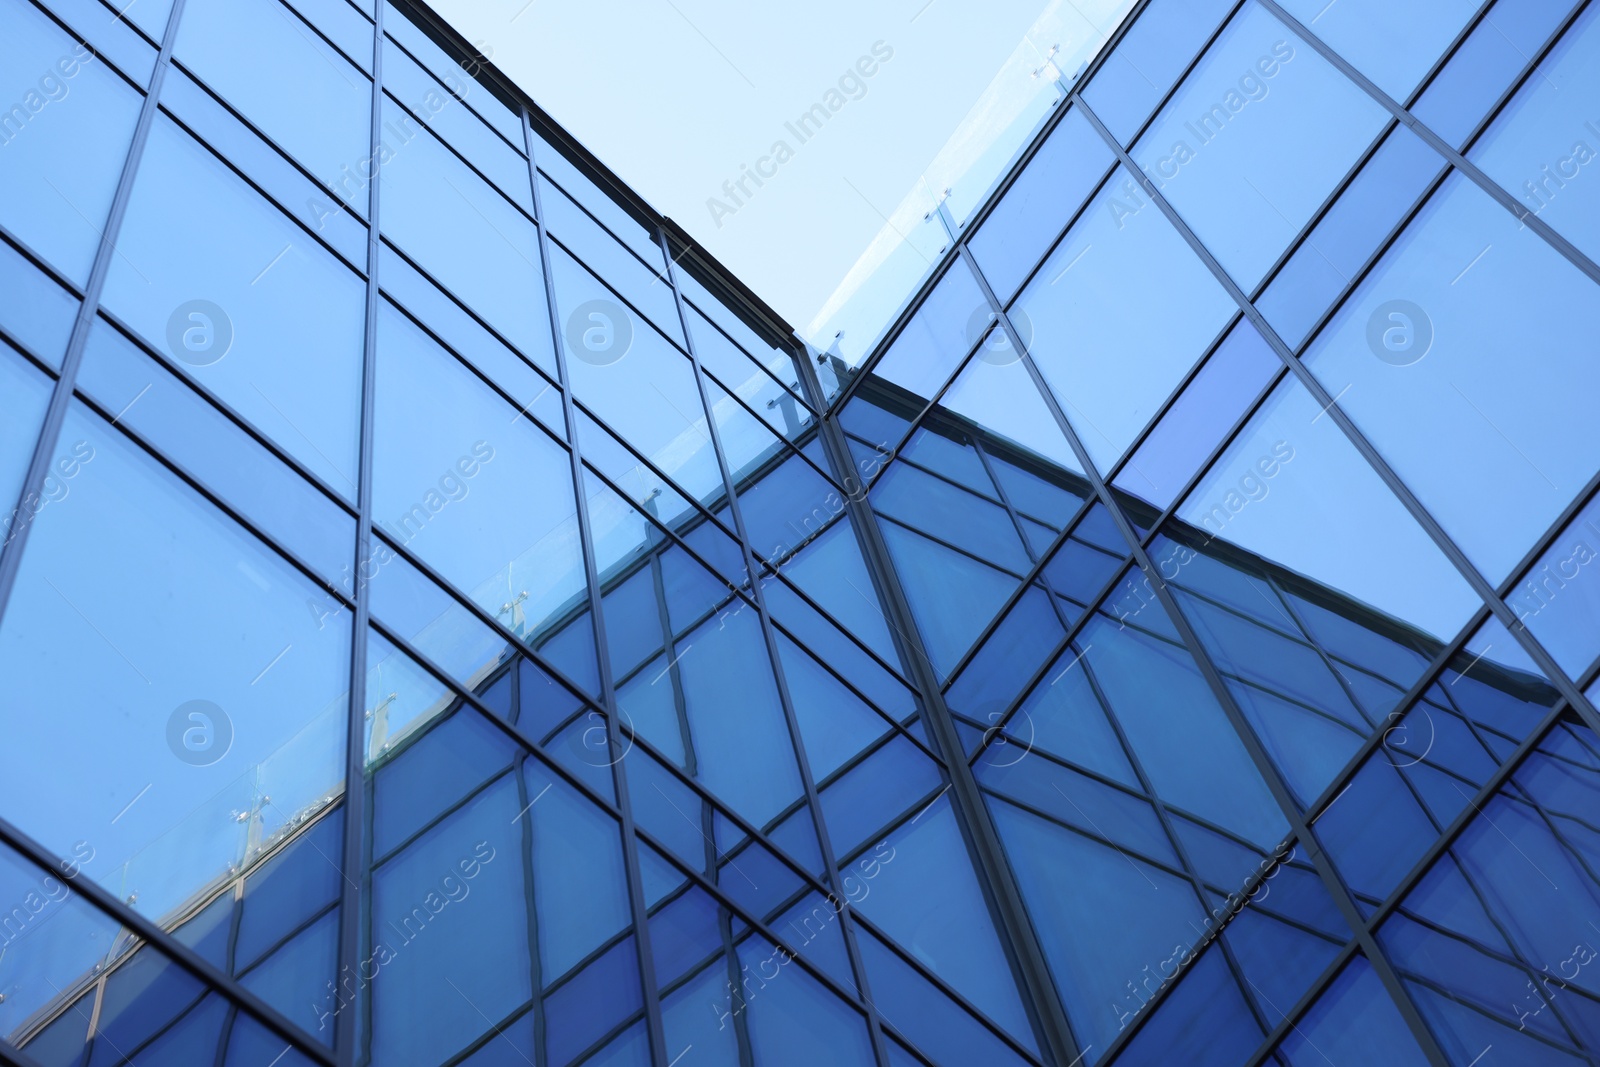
[2,0,1600,1064]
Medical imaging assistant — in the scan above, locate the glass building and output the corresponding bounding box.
[1,0,1598,1064]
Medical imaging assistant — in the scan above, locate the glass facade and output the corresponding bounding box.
[1,0,1598,1065]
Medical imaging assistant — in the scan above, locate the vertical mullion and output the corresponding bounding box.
[523,118,672,1067]
[660,235,897,1067]
[336,1,384,1062]
[796,339,1087,1067]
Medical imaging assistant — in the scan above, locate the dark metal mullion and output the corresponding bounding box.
[657,222,896,1067]
[512,754,550,1062]
[335,3,384,1056]
[524,115,671,1067]
[1077,89,1600,742]
[970,194,1456,1066]
[696,363,843,494]
[802,339,1087,1067]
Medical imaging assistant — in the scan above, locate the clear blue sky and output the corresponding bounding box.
[431,0,1130,337]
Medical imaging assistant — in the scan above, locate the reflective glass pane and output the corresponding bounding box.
[102,115,365,496]
[0,401,350,924]
[1277,0,1480,101]
[0,0,143,284]
[176,0,370,210]
[1131,1,1389,289]
[1013,164,1236,472]
[1303,172,1600,583]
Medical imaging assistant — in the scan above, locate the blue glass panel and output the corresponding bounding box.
[102,116,365,495]
[1009,634,1141,786]
[880,520,1018,680]
[1114,318,1279,511]
[1276,957,1430,1065]
[222,1012,318,1066]
[939,348,1088,478]
[372,707,516,859]
[1013,165,1236,472]
[855,925,1034,1067]
[661,959,743,1067]
[776,631,892,780]
[601,565,663,678]
[871,257,987,402]
[1509,491,1600,678]
[1256,123,1445,350]
[989,794,1204,1058]
[873,462,1031,575]
[384,1,522,145]
[0,341,53,543]
[780,515,900,663]
[381,36,530,212]
[552,246,723,507]
[373,302,589,649]
[1132,1,1389,289]
[76,319,355,583]
[578,1020,652,1067]
[1176,375,1479,641]
[0,0,142,284]
[672,610,804,841]
[1077,614,1289,846]
[238,909,338,1043]
[379,240,561,393]
[1303,172,1600,584]
[369,775,532,1066]
[32,0,156,87]
[543,180,681,345]
[1113,946,1264,1067]
[946,587,1067,739]
[1083,0,1238,146]
[1412,0,1575,149]
[0,237,78,368]
[817,737,942,858]
[454,1011,538,1067]
[979,757,1177,868]
[523,759,632,982]
[176,0,370,207]
[234,812,342,969]
[158,66,368,268]
[970,107,1115,302]
[120,994,229,1066]
[857,799,1037,1046]
[735,934,877,1067]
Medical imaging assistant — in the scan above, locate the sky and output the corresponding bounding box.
[428,0,1120,339]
